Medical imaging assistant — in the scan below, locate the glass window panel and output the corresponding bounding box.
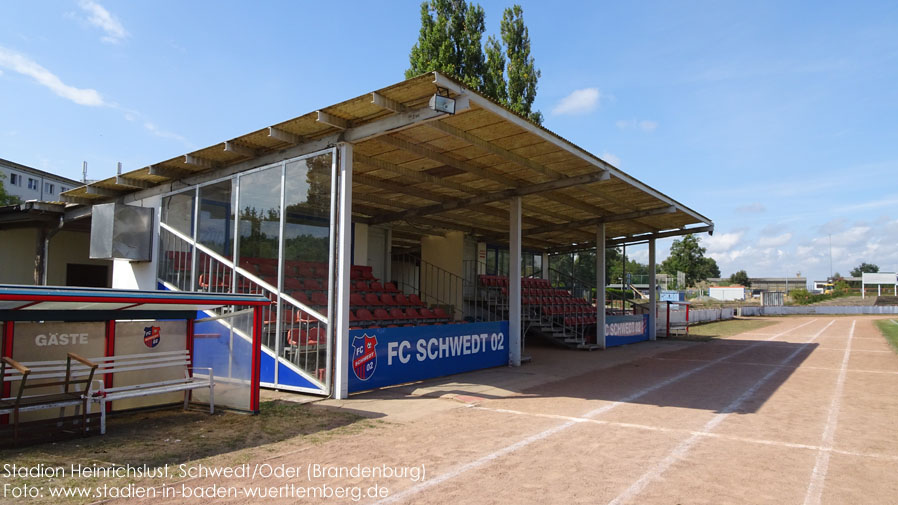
[237,165,282,276]
[161,190,195,237]
[197,180,235,258]
[283,153,332,266]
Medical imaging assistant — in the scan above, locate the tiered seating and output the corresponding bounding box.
[478,275,598,339]
[236,257,455,333]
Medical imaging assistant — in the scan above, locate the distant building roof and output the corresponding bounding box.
[0,158,81,187]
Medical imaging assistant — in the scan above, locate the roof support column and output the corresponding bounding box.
[596,224,606,349]
[333,143,353,399]
[541,252,549,280]
[508,196,522,367]
[649,238,657,341]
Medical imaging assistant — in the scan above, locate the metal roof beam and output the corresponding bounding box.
[370,92,407,113]
[85,185,124,198]
[368,170,609,225]
[547,225,715,254]
[525,206,676,236]
[114,175,153,189]
[317,110,350,130]
[224,141,258,158]
[148,165,194,179]
[183,154,218,170]
[268,126,306,145]
[378,133,614,217]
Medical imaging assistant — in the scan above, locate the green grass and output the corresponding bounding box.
[0,400,372,504]
[672,318,778,342]
[874,319,898,354]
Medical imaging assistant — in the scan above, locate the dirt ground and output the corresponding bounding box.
[7,316,898,505]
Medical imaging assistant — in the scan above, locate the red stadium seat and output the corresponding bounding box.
[389,308,406,321]
[380,294,397,306]
[364,293,383,307]
[408,294,424,306]
[355,281,370,292]
[350,293,365,307]
[383,282,400,293]
[369,281,385,292]
[395,293,410,306]
[373,308,392,323]
[405,308,421,320]
[311,292,328,308]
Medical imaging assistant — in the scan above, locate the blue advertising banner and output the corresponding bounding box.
[605,314,649,347]
[347,321,510,393]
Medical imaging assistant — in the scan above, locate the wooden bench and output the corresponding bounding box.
[88,349,214,434]
[1,353,99,442]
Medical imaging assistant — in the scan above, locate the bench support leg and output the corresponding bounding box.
[209,384,214,414]
[100,398,106,435]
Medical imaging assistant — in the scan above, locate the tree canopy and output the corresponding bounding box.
[0,174,20,206]
[850,262,879,277]
[729,270,751,287]
[660,234,719,287]
[406,0,543,123]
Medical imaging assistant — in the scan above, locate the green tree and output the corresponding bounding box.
[660,234,717,287]
[729,269,751,287]
[0,174,21,206]
[406,1,543,123]
[850,262,879,277]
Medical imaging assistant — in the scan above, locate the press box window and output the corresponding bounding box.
[9,173,21,186]
[27,178,38,190]
[45,182,54,194]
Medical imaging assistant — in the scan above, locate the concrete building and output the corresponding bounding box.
[1,158,81,203]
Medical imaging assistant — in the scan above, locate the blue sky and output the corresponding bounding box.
[2,1,897,285]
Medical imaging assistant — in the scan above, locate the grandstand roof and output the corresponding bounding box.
[61,72,712,252]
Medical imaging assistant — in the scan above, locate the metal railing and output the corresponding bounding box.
[391,253,464,321]
[157,222,328,387]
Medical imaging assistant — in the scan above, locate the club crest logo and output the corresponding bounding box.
[144,326,161,348]
[351,334,378,381]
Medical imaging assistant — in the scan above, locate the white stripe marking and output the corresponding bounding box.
[607,319,836,505]
[803,320,855,505]
[370,318,820,505]
[473,405,898,462]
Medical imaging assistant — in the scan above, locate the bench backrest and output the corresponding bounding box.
[87,349,192,375]
[2,353,98,404]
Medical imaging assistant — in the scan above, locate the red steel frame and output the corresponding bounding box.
[104,320,116,413]
[1,289,269,416]
[1,322,13,424]
[251,306,262,413]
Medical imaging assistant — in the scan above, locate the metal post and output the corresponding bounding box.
[596,224,606,349]
[333,143,353,399]
[649,238,657,340]
[509,196,522,366]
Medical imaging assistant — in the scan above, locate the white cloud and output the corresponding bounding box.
[759,232,792,247]
[735,202,766,214]
[601,151,621,167]
[616,119,659,132]
[551,88,600,116]
[0,46,106,106]
[704,231,743,254]
[639,120,658,132]
[78,0,129,44]
[143,122,192,148]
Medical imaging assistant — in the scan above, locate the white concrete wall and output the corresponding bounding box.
[421,231,464,309]
[353,222,368,267]
[0,228,111,286]
[111,195,160,290]
[709,287,745,301]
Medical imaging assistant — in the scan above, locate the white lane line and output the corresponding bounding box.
[607,319,836,505]
[472,405,898,462]
[815,348,888,353]
[370,318,821,505]
[651,357,898,375]
[803,320,855,505]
